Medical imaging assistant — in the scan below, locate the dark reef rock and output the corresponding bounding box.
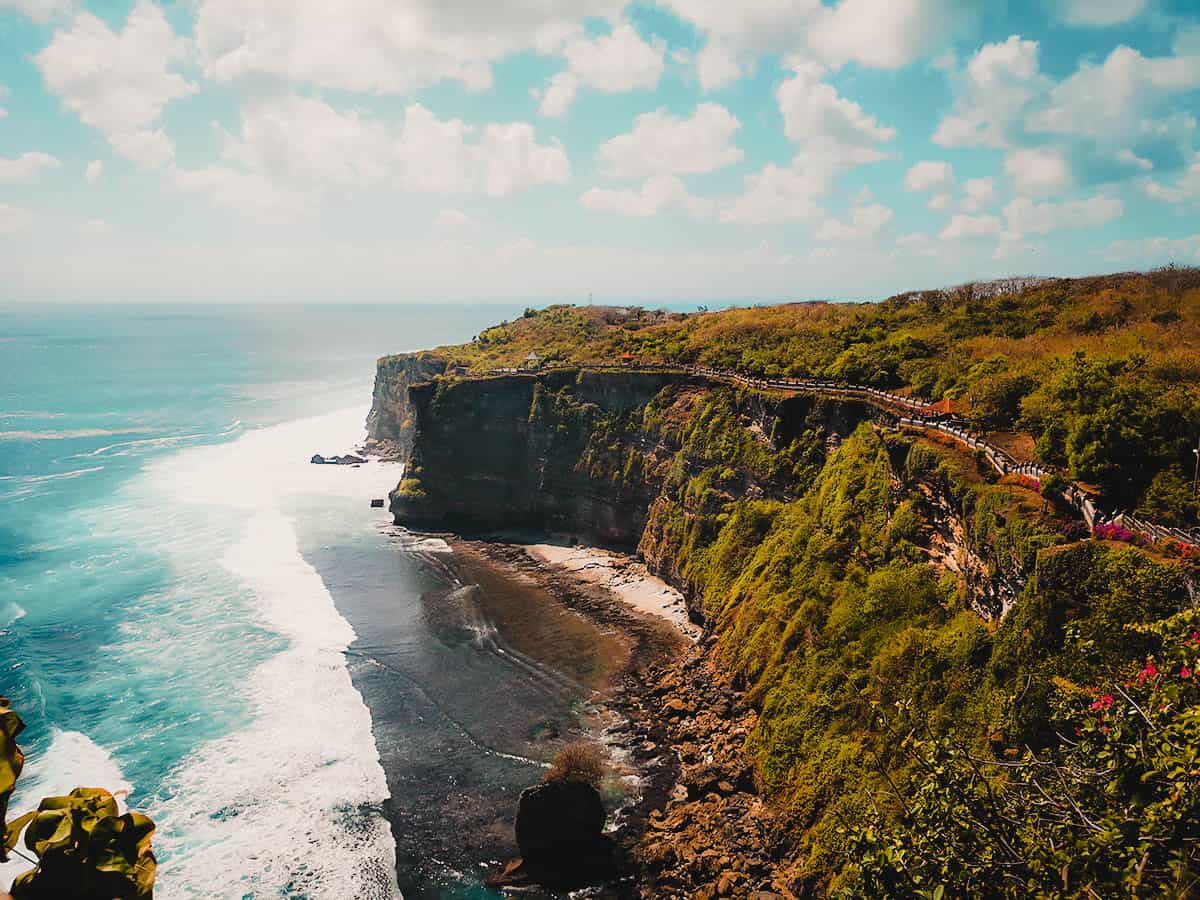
[310,453,367,465]
[487,780,615,891]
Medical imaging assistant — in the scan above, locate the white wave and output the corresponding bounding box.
[0,427,153,441]
[138,407,403,900]
[0,730,132,884]
[4,465,104,483]
[0,601,25,628]
[76,434,205,458]
[0,411,64,420]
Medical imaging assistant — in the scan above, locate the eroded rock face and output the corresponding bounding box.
[364,352,447,458]
[488,780,615,890]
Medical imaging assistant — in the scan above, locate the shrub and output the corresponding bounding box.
[1,699,156,898]
[545,743,606,786]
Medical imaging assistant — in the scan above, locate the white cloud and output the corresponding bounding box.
[663,0,976,90]
[1030,44,1200,137]
[904,160,954,192]
[927,193,953,212]
[79,219,113,235]
[432,208,480,233]
[170,166,317,223]
[0,203,32,235]
[962,176,997,211]
[936,32,1200,186]
[85,160,104,183]
[1005,147,1072,195]
[186,96,568,217]
[0,85,7,119]
[231,97,567,196]
[816,197,894,241]
[0,151,60,183]
[1106,234,1200,263]
[777,61,896,152]
[1144,159,1200,204]
[933,35,1046,148]
[538,74,580,119]
[807,0,978,70]
[195,0,622,94]
[598,103,742,178]
[896,232,937,256]
[695,43,743,91]
[719,163,827,224]
[222,95,396,187]
[538,22,664,117]
[1056,0,1147,26]
[1002,195,1123,238]
[475,121,571,197]
[939,213,1002,240]
[35,1,194,169]
[0,0,73,22]
[581,174,712,218]
[718,63,894,226]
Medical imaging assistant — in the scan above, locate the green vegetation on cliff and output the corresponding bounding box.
[388,270,1200,895]
[389,268,1200,515]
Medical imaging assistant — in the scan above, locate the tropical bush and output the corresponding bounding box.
[844,610,1200,897]
[0,700,156,899]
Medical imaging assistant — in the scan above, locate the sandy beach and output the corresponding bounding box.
[523,543,702,642]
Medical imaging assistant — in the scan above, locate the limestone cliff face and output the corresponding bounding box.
[365,352,448,458]
[391,369,698,547]
[384,367,1059,626]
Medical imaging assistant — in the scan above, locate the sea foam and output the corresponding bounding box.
[133,407,403,900]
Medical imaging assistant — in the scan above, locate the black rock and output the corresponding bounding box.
[488,780,615,890]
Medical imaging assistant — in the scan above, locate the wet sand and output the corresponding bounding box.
[318,520,695,898]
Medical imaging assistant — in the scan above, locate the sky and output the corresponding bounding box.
[0,0,1199,303]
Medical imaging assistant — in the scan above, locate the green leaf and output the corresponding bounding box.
[4,810,36,854]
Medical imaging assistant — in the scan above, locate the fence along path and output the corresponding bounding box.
[472,361,1197,548]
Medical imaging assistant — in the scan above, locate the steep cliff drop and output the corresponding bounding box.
[369,352,1197,896]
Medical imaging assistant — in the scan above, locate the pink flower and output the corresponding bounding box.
[1181,667,1193,679]
[1089,694,1114,711]
[1137,660,1159,684]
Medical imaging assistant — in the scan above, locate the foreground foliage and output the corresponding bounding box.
[0,701,156,899]
[846,611,1200,897]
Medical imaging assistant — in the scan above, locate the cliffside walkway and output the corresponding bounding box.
[472,361,1199,550]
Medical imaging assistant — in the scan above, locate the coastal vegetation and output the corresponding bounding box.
[381,267,1200,895]
[393,267,1200,517]
[1,699,156,899]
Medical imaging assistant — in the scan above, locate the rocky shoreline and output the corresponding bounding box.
[458,540,790,899]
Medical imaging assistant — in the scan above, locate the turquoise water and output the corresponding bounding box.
[0,303,524,897]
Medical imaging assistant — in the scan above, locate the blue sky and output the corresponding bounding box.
[1,0,1198,302]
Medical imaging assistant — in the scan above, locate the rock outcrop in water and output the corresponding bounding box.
[487,780,615,890]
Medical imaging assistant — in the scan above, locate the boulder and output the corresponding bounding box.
[488,780,615,890]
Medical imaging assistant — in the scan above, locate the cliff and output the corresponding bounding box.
[372,298,1200,894]
[364,351,447,458]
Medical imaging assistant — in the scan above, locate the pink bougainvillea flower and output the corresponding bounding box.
[1137,661,1160,684]
[1181,667,1193,679]
[1089,694,1114,711]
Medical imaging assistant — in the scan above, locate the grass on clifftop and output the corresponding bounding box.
[397,267,1200,519]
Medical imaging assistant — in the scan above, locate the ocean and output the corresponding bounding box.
[0,302,609,898]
